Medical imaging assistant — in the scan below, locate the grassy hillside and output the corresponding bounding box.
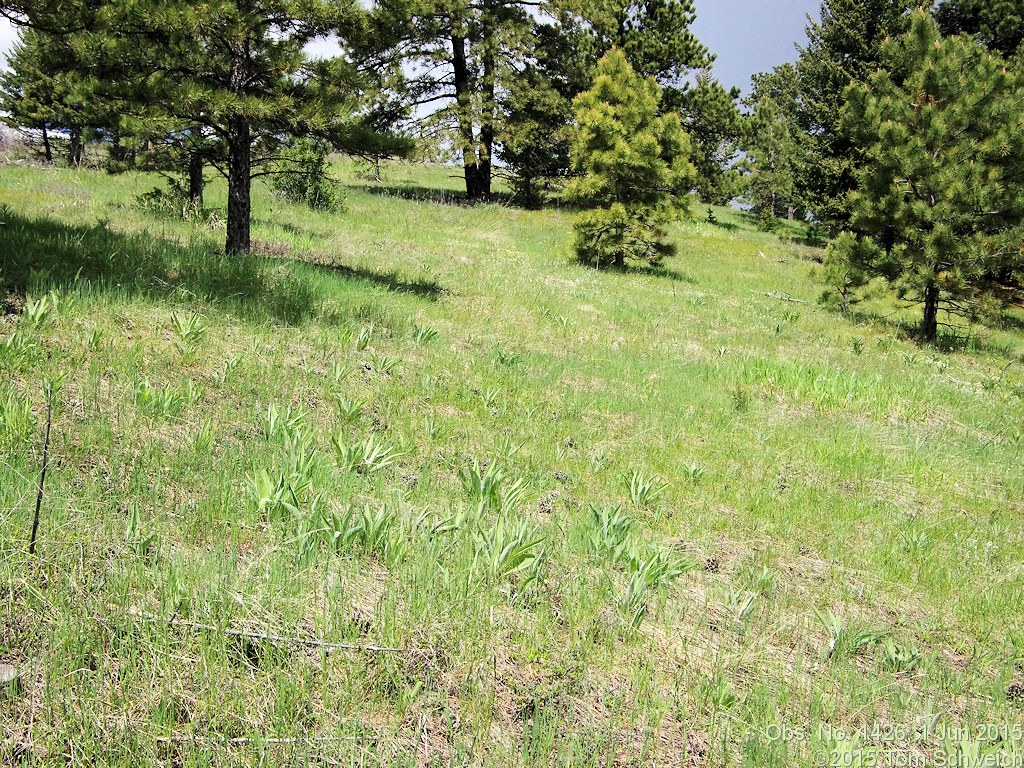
[2,160,1024,766]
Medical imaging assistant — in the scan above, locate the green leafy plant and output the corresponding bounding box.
[624,469,667,509]
[587,503,635,565]
[309,503,408,564]
[267,138,345,211]
[473,517,546,584]
[619,549,692,630]
[355,324,374,351]
[494,347,521,368]
[423,417,451,441]
[699,673,738,711]
[263,403,308,443]
[480,388,500,409]
[682,461,705,485]
[412,324,437,344]
[171,311,207,352]
[86,328,103,351]
[335,396,365,422]
[330,361,351,384]
[0,391,33,448]
[250,468,303,521]
[458,459,528,515]
[371,354,401,376]
[133,379,184,417]
[22,293,55,327]
[331,432,403,475]
[725,590,758,623]
[880,638,922,673]
[814,608,888,660]
[212,356,241,386]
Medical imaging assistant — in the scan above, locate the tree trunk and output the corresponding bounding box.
[479,5,495,200]
[67,126,83,167]
[41,126,52,163]
[188,152,204,210]
[921,281,940,342]
[451,34,482,200]
[110,129,127,164]
[226,115,251,255]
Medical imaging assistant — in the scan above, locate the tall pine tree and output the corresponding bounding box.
[935,0,1024,59]
[565,48,694,269]
[742,63,806,228]
[37,0,408,254]
[795,0,915,230]
[360,0,539,201]
[0,28,111,165]
[827,11,1024,341]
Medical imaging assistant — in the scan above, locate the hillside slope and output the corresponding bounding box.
[2,162,1023,766]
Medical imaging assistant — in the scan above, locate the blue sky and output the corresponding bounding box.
[693,0,820,92]
[1,0,820,91]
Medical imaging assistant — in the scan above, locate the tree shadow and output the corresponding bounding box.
[253,219,317,239]
[350,183,517,208]
[302,252,447,301]
[0,208,437,324]
[835,303,1020,357]
[635,264,698,284]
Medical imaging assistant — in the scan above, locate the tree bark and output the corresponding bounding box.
[226,115,251,255]
[188,152,204,210]
[921,281,940,342]
[479,4,495,200]
[67,126,83,167]
[41,125,52,163]
[451,34,482,200]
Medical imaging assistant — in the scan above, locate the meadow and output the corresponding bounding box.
[1,159,1023,766]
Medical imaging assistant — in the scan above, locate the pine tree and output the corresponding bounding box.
[826,11,1024,341]
[0,28,111,165]
[565,48,694,269]
[361,0,539,201]
[556,0,732,201]
[46,0,409,254]
[935,0,1024,58]
[675,71,743,205]
[795,0,915,230]
[554,0,709,89]
[497,20,590,207]
[742,64,806,229]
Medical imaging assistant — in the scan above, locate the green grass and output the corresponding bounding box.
[2,158,1024,766]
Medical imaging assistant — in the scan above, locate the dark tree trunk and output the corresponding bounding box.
[41,126,52,163]
[188,152,204,210]
[921,281,940,342]
[67,126,84,166]
[451,34,482,200]
[479,6,495,200]
[226,115,251,255]
[110,130,125,163]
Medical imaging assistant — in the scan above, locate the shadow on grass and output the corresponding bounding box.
[637,264,698,284]
[350,183,517,208]
[303,253,446,301]
[837,303,1020,357]
[0,209,312,324]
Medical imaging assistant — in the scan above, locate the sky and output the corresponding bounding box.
[0,0,820,92]
[692,0,819,93]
